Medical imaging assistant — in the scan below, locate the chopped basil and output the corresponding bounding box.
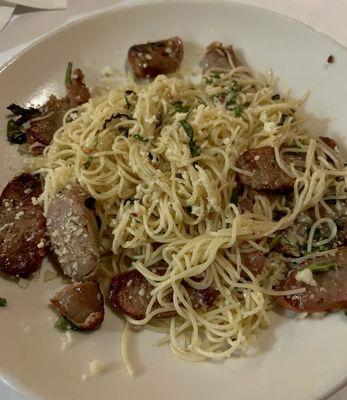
[271,94,280,101]
[180,120,193,138]
[55,315,76,332]
[234,104,244,117]
[174,102,189,113]
[133,134,149,142]
[124,198,135,205]
[125,90,136,109]
[180,120,201,157]
[230,188,240,205]
[278,113,288,126]
[305,262,336,273]
[7,119,27,144]
[65,62,73,86]
[7,103,37,116]
[203,77,213,85]
[269,234,283,250]
[189,142,202,157]
[0,297,7,307]
[102,113,132,130]
[84,197,96,209]
[225,83,240,109]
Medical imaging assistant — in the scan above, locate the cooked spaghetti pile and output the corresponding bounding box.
[29,64,347,361]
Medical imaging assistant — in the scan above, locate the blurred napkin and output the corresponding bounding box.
[0,5,14,31]
[0,0,67,32]
[4,0,66,9]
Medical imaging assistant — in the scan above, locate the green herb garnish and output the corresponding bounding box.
[7,103,37,116]
[189,142,202,157]
[203,77,213,85]
[55,315,76,331]
[133,134,149,142]
[102,113,132,130]
[7,119,27,144]
[65,62,73,86]
[124,198,135,205]
[225,83,240,109]
[278,113,288,126]
[234,104,244,117]
[174,102,190,113]
[230,188,240,206]
[180,120,194,138]
[269,234,283,250]
[84,197,96,209]
[0,297,7,307]
[305,262,336,273]
[180,120,201,157]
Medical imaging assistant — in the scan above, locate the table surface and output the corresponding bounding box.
[0,1,346,399]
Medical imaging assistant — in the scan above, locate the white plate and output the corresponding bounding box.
[1,1,347,399]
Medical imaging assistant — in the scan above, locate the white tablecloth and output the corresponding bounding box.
[0,1,346,399]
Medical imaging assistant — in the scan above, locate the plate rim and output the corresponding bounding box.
[1,0,347,75]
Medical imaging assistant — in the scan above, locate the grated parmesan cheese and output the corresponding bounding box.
[15,211,24,220]
[89,360,105,376]
[37,238,45,248]
[295,268,317,287]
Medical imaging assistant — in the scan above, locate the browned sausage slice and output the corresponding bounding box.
[66,68,91,106]
[0,173,45,278]
[242,251,266,277]
[109,269,218,320]
[9,67,90,155]
[276,247,347,313]
[0,172,42,203]
[26,96,71,154]
[50,281,104,330]
[46,185,99,281]
[235,146,295,192]
[202,42,242,73]
[128,36,183,79]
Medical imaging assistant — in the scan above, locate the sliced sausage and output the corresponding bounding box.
[276,247,347,313]
[202,42,242,73]
[0,173,45,278]
[66,68,90,106]
[46,185,100,281]
[274,205,347,258]
[7,66,90,155]
[109,269,218,320]
[50,281,104,330]
[235,146,295,192]
[242,251,266,277]
[26,96,72,154]
[1,172,42,203]
[128,36,183,79]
